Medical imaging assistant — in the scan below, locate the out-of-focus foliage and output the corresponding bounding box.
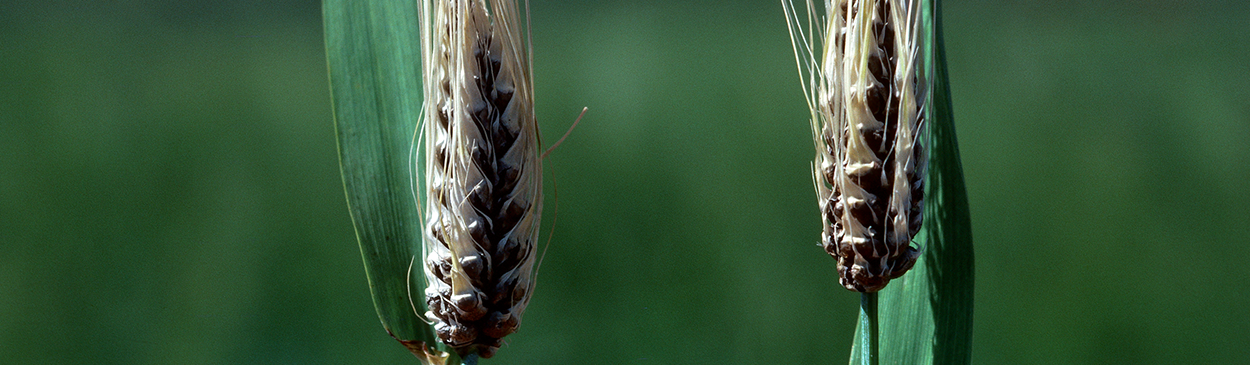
[1,1,1247,364]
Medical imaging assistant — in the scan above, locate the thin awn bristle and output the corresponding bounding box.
[785,0,931,292]
[418,0,541,358]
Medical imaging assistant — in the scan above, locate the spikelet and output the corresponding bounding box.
[785,0,931,292]
[418,0,540,358]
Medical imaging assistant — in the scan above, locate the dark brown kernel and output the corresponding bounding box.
[465,217,488,247]
[482,311,518,339]
[468,179,492,212]
[497,199,526,230]
[511,281,527,302]
[491,122,514,152]
[496,276,520,303]
[865,84,888,126]
[452,292,486,321]
[472,100,490,126]
[850,168,883,194]
[493,88,513,114]
[848,196,877,227]
[459,254,489,283]
[494,164,520,196]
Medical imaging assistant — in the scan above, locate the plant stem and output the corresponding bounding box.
[859,292,878,365]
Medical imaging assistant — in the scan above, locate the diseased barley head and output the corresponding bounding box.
[418,0,540,358]
[785,0,932,292]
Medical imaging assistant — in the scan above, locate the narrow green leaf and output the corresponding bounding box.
[850,0,975,363]
[323,0,438,359]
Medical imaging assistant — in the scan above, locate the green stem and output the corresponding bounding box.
[859,292,879,365]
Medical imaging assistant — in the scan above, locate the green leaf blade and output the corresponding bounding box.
[323,0,435,354]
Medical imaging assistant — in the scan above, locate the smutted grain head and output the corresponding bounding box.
[785,0,931,292]
[418,0,540,358]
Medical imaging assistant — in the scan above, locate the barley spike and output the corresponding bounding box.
[418,0,541,357]
[785,0,931,292]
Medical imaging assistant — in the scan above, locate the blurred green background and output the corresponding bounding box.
[3,0,1248,364]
